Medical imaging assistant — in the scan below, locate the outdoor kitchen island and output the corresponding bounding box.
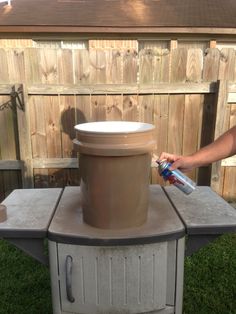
[1,185,236,314]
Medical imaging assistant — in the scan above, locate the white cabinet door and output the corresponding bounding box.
[58,243,168,314]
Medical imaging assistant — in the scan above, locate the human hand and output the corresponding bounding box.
[159,152,197,173]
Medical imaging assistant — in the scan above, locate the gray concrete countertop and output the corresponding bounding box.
[164,186,236,235]
[0,188,63,238]
[48,185,185,245]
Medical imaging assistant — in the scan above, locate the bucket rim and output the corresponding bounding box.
[74,121,155,134]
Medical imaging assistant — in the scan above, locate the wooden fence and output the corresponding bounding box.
[0,46,236,201]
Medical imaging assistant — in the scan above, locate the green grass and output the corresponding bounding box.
[183,233,236,314]
[0,235,235,314]
[0,240,52,314]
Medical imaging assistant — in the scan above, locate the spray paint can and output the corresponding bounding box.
[157,160,196,195]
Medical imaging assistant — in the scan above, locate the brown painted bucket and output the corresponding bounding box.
[74,121,156,229]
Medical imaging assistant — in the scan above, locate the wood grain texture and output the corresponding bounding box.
[170,48,187,83]
[167,95,185,155]
[203,48,220,81]
[222,104,236,201]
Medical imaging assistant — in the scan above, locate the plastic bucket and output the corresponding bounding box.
[74,121,156,229]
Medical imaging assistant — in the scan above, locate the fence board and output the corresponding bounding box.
[123,95,139,121]
[74,49,90,84]
[0,49,9,83]
[34,169,49,188]
[168,95,184,155]
[16,84,34,187]
[60,95,77,158]
[211,80,230,194]
[106,95,123,121]
[25,48,41,84]
[105,50,122,83]
[29,96,47,158]
[218,48,235,81]
[186,49,202,82]
[44,96,62,158]
[58,49,74,84]
[154,49,170,83]
[203,48,220,81]
[139,95,154,123]
[0,96,17,159]
[91,95,107,121]
[170,48,187,82]
[27,82,216,95]
[223,104,236,201]
[182,94,202,180]
[3,170,21,197]
[152,95,169,184]
[40,49,58,84]
[139,49,154,83]
[123,49,138,83]
[7,49,25,83]
[76,95,91,123]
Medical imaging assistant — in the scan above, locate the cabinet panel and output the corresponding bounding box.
[58,243,168,314]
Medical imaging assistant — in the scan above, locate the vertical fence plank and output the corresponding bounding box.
[7,49,25,83]
[223,104,236,201]
[152,95,169,184]
[123,49,138,83]
[25,48,41,83]
[34,168,49,188]
[74,49,90,84]
[168,95,185,155]
[183,94,202,180]
[88,49,106,84]
[203,48,220,81]
[139,49,154,83]
[44,96,62,158]
[58,49,74,84]
[91,95,107,121]
[17,85,34,187]
[170,48,187,82]
[186,49,203,82]
[60,95,77,158]
[0,49,9,83]
[211,80,230,194]
[0,96,17,160]
[197,94,217,185]
[39,48,58,84]
[139,95,154,123]
[154,48,170,83]
[106,95,123,121]
[218,48,235,81]
[76,95,91,123]
[105,50,122,84]
[29,96,47,158]
[0,94,20,195]
[123,95,139,121]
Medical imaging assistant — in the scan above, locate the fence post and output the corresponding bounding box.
[16,83,34,188]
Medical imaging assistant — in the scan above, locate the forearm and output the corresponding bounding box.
[190,126,236,167]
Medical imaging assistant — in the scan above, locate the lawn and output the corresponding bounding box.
[0,234,235,314]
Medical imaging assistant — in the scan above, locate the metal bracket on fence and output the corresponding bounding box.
[0,85,24,111]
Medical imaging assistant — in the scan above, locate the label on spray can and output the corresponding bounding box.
[157,160,196,195]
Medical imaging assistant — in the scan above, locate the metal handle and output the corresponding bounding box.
[66,255,75,303]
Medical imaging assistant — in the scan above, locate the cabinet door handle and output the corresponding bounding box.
[66,255,75,303]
